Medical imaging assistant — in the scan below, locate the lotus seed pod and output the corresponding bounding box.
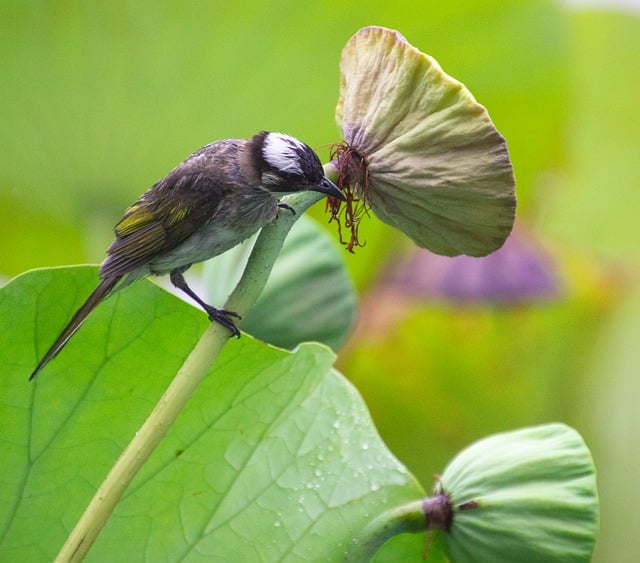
[437,423,598,562]
[336,26,516,257]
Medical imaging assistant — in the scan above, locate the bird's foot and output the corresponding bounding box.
[203,305,242,338]
[277,202,296,215]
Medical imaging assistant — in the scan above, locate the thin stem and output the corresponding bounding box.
[345,494,452,560]
[226,189,324,312]
[55,190,324,562]
[345,500,427,560]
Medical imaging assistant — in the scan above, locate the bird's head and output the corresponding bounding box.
[250,131,345,200]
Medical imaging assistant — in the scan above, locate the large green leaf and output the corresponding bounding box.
[0,267,426,561]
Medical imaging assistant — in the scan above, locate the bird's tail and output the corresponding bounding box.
[29,276,121,380]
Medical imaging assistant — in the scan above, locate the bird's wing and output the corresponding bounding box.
[100,172,225,278]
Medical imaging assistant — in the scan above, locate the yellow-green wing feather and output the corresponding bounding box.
[101,173,224,277]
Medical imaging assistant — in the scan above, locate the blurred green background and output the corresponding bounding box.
[1,1,638,561]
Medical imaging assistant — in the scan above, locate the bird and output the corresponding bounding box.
[29,131,344,380]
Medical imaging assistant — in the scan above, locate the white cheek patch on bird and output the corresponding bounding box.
[262,133,306,175]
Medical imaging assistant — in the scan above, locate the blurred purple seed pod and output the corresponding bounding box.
[383,229,561,304]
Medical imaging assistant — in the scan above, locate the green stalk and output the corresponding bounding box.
[345,493,451,560]
[55,188,326,562]
[345,501,427,560]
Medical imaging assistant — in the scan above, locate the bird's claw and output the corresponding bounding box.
[203,305,242,338]
[277,202,296,215]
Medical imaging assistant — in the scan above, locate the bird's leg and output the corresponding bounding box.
[277,202,296,214]
[169,270,241,338]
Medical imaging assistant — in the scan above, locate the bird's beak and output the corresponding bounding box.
[312,177,346,201]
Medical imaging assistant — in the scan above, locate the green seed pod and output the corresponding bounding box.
[437,423,599,562]
[336,26,516,257]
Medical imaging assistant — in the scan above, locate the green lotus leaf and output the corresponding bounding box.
[439,423,599,562]
[0,266,423,561]
[336,26,516,257]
